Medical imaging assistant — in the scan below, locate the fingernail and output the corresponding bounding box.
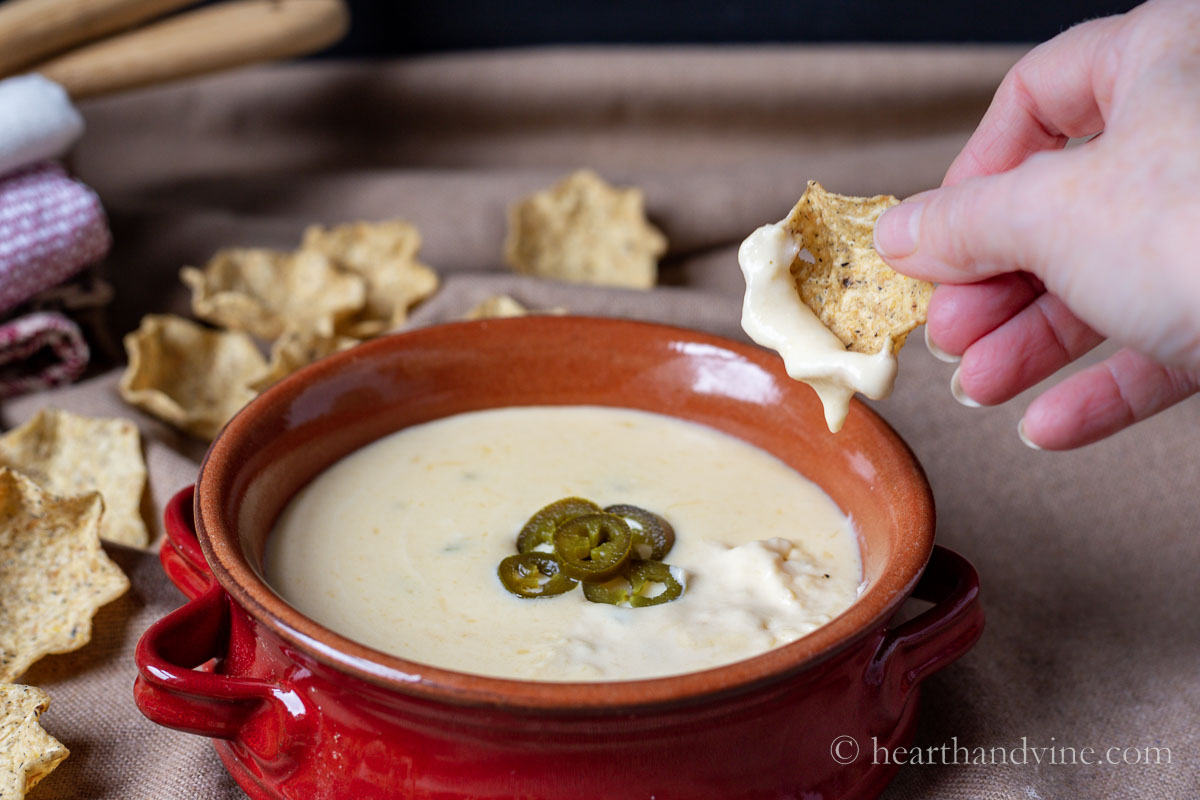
[1017,419,1042,451]
[950,366,981,408]
[924,325,960,364]
[874,200,923,259]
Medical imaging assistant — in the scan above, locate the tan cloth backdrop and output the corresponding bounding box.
[4,47,1198,799]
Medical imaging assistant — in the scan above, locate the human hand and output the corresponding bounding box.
[873,0,1200,450]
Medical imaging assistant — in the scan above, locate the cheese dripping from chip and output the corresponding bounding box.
[739,182,931,432]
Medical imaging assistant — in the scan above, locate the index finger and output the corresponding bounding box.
[942,14,1124,187]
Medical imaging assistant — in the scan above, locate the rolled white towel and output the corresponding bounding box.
[0,74,84,179]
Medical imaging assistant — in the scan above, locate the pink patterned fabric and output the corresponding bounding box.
[0,161,110,315]
[0,310,89,398]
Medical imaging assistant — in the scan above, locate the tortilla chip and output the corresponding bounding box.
[181,247,366,340]
[0,470,129,682]
[302,221,439,334]
[119,314,266,441]
[0,684,68,797]
[248,323,359,393]
[504,170,667,289]
[0,409,148,548]
[785,181,932,354]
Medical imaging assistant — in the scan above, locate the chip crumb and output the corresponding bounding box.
[0,408,149,548]
[462,294,571,320]
[119,314,265,441]
[785,181,932,354]
[0,683,68,798]
[181,247,366,340]
[463,294,529,320]
[504,170,667,289]
[0,470,129,683]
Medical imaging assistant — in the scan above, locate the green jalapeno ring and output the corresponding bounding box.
[552,513,633,582]
[582,575,632,606]
[627,560,684,607]
[603,504,676,561]
[582,560,684,607]
[515,496,601,554]
[497,552,578,599]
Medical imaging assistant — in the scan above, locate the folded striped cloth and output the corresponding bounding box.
[0,161,110,314]
[0,310,89,398]
[0,162,110,397]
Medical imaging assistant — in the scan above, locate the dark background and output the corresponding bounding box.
[323,0,1143,55]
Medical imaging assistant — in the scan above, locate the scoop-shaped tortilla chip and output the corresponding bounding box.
[504,170,667,289]
[0,469,129,682]
[0,683,69,798]
[0,409,148,548]
[181,248,366,340]
[785,181,932,354]
[119,314,266,441]
[248,322,359,393]
[302,221,439,335]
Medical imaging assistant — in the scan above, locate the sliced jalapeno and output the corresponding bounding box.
[497,553,578,598]
[552,513,633,582]
[582,575,632,606]
[583,560,684,607]
[603,504,675,560]
[627,560,684,607]
[516,496,601,554]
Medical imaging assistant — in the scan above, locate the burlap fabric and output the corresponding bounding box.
[4,48,1197,799]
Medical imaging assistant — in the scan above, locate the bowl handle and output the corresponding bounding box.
[134,582,298,740]
[139,485,310,743]
[869,545,984,700]
[161,484,214,600]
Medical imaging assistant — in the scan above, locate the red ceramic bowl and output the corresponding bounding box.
[134,316,982,800]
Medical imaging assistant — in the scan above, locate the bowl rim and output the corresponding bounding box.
[195,316,935,711]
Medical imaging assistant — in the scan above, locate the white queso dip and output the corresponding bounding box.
[739,221,898,433]
[265,406,864,681]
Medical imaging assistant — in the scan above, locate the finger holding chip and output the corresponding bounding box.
[740,181,934,432]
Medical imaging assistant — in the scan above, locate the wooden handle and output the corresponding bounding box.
[0,0,198,76]
[34,0,349,100]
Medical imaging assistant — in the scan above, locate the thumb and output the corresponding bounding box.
[874,152,1074,285]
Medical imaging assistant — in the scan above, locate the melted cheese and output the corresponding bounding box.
[739,221,897,432]
[265,406,863,681]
